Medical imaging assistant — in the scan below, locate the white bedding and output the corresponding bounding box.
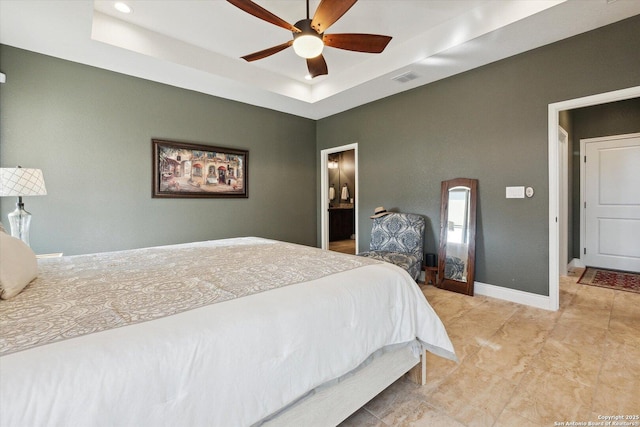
[0,237,456,426]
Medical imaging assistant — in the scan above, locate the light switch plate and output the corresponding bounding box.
[506,186,525,198]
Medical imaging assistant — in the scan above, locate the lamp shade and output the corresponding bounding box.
[0,168,47,197]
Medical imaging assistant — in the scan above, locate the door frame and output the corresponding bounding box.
[558,126,569,276]
[320,143,358,251]
[547,86,640,311]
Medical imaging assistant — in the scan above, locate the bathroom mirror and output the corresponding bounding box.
[437,178,478,295]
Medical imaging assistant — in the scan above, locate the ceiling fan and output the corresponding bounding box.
[227,0,392,78]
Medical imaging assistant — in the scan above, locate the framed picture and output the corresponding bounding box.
[152,139,248,198]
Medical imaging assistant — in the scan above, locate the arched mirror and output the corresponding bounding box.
[437,178,478,295]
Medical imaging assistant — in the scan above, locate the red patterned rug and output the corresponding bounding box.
[578,267,640,294]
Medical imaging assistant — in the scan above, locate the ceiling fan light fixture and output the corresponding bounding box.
[293,35,324,58]
[228,1,392,76]
[292,19,324,59]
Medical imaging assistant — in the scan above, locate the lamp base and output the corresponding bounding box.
[8,200,32,246]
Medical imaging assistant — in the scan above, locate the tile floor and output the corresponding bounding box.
[340,269,640,426]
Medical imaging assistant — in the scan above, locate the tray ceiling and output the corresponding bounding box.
[1,0,639,119]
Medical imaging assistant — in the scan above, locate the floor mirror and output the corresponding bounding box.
[437,178,478,295]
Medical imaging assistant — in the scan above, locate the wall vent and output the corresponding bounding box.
[391,71,419,83]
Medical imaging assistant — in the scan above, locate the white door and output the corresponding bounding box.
[582,133,640,272]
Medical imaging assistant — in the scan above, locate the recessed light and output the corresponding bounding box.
[304,74,313,81]
[114,2,132,14]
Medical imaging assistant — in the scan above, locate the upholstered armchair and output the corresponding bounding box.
[358,213,425,280]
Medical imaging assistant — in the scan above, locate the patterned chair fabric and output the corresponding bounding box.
[445,256,466,280]
[357,213,425,280]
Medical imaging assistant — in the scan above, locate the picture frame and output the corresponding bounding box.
[152,139,248,198]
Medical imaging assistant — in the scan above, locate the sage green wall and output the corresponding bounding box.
[0,46,317,255]
[316,15,640,296]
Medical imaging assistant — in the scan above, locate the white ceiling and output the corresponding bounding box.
[1,0,639,119]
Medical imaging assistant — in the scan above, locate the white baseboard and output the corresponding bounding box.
[474,281,554,311]
[568,258,585,269]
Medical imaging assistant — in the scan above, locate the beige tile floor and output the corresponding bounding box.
[340,269,640,426]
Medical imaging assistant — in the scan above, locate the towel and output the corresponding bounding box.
[329,186,335,200]
[341,185,349,201]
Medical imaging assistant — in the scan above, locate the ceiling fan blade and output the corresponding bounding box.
[307,55,328,78]
[311,0,357,34]
[227,0,300,33]
[323,33,392,53]
[241,41,293,62]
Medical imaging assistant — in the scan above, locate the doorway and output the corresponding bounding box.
[320,143,358,253]
[548,86,640,311]
[581,133,640,272]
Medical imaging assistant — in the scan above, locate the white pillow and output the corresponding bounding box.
[0,232,38,299]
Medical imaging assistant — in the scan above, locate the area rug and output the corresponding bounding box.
[578,267,640,294]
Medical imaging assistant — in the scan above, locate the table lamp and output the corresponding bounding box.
[0,166,47,246]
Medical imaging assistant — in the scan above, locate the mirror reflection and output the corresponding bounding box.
[445,187,471,281]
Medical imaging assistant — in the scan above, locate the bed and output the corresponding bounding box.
[0,236,456,426]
